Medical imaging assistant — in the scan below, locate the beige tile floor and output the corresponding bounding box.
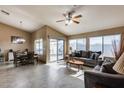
[0,61,92,88]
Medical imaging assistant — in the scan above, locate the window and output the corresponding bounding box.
[77,39,86,51]
[34,39,43,55]
[69,38,86,52]
[90,36,102,51]
[69,39,76,52]
[103,34,120,57]
[89,34,121,57]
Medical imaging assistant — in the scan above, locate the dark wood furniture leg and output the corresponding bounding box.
[66,62,68,68]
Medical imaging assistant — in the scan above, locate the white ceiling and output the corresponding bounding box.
[0,5,124,35]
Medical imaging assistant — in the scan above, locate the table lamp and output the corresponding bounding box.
[113,52,124,74]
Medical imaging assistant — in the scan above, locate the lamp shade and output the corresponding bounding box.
[113,52,124,74]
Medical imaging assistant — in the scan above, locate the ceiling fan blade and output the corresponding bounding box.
[72,20,80,24]
[73,14,82,19]
[56,20,65,22]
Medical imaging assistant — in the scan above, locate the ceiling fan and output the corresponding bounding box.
[56,6,82,26]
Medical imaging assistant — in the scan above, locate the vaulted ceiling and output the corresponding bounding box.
[0,5,124,35]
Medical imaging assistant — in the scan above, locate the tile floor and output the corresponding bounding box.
[0,61,92,88]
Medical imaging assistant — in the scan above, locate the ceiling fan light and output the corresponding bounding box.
[65,20,69,24]
[65,20,73,25]
[70,20,73,24]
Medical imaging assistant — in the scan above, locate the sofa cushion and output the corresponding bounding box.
[90,51,101,60]
[94,53,101,60]
[80,51,89,58]
[90,53,95,59]
[79,57,92,61]
[75,52,80,57]
[79,50,83,57]
[94,65,101,71]
[73,51,83,57]
[102,63,117,74]
[100,57,115,72]
[87,51,92,58]
[79,58,97,64]
[96,51,102,55]
[74,51,80,57]
[103,57,115,65]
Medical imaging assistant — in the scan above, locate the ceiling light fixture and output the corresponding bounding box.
[19,21,23,28]
[65,20,73,25]
[56,5,82,26]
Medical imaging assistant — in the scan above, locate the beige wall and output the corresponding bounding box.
[46,26,68,63]
[2,21,124,62]
[0,23,32,61]
[69,26,124,39]
[31,25,67,63]
[31,26,47,62]
[68,26,124,52]
[0,23,67,63]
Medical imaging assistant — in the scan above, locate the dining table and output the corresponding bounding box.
[14,51,38,67]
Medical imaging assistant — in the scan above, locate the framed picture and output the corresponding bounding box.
[11,36,26,44]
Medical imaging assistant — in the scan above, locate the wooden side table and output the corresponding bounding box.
[66,60,84,71]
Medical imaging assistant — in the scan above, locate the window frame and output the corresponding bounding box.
[89,36,103,52]
[103,34,121,57]
[34,39,43,55]
[89,34,121,57]
[69,38,86,52]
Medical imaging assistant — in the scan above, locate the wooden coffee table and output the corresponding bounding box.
[66,60,84,71]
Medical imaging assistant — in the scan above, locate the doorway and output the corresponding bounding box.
[49,39,64,62]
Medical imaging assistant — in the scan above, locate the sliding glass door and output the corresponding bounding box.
[58,40,64,60]
[49,39,64,62]
[50,39,57,62]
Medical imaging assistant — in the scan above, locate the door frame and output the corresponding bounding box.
[49,39,64,62]
[57,39,65,60]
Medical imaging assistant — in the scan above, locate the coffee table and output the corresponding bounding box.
[66,60,84,71]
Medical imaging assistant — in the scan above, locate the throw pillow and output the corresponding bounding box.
[73,51,80,57]
[103,63,117,74]
[100,57,115,72]
[89,51,101,60]
[93,61,104,71]
[78,51,83,57]
[96,51,102,55]
[94,65,101,71]
[102,57,115,65]
[90,52,100,60]
[90,53,95,59]
[94,53,100,60]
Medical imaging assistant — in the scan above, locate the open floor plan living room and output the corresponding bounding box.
[0,5,124,88]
